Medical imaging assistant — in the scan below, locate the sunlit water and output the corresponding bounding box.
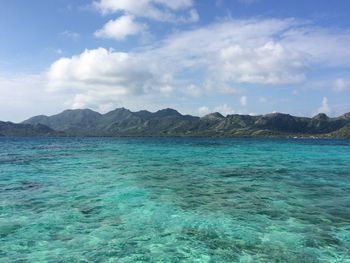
[1,137,350,262]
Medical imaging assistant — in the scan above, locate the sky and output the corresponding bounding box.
[1,0,350,122]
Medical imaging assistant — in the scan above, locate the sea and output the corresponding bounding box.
[1,137,350,262]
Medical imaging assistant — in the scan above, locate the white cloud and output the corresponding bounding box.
[333,78,350,92]
[185,84,202,97]
[240,95,247,106]
[0,74,67,122]
[151,18,350,86]
[281,27,350,67]
[93,0,198,23]
[148,18,310,86]
[317,97,331,114]
[187,9,199,23]
[48,48,149,93]
[214,104,235,116]
[95,15,146,40]
[218,42,306,85]
[46,48,177,110]
[301,76,350,93]
[45,18,350,111]
[3,17,350,121]
[197,106,210,116]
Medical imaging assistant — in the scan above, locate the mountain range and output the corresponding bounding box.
[1,108,350,138]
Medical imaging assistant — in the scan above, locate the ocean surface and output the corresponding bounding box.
[0,137,350,262]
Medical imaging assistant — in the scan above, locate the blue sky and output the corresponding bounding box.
[1,0,350,121]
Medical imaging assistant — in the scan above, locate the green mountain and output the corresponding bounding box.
[0,121,57,137]
[17,108,350,138]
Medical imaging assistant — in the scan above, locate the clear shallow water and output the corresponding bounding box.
[0,137,350,263]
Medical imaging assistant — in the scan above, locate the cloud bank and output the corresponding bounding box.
[45,18,350,111]
[2,17,350,121]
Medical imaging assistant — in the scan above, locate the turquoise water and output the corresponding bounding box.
[1,138,350,262]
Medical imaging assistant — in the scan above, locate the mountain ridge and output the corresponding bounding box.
[1,108,350,138]
[0,121,58,137]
